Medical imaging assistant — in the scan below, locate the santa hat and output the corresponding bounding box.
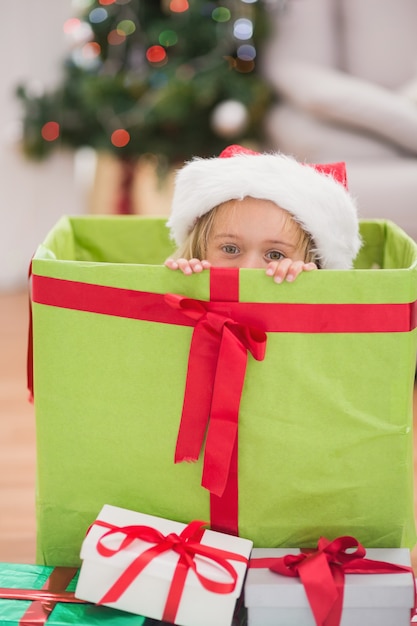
[167,144,362,269]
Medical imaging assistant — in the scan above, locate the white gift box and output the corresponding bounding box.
[245,547,415,626]
[75,504,253,626]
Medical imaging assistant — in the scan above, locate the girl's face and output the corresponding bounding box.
[205,197,309,268]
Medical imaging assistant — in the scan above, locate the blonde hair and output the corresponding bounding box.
[171,202,319,266]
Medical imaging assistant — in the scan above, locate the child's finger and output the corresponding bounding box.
[176,259,193,274]
[285,261,304,283]
[285,261,305,282]
[164,258,179,270]
[272,258,292,283]
[303,262,318,271]
[188,258,204,273]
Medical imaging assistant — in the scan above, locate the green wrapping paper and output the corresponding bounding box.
[30,216,417,566]
[0,562,145,625]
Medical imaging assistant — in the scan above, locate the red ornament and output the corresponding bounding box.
[146,45,167,64]
[111,129,130,148]
[41,122,60,142]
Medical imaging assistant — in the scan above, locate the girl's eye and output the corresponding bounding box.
[266,250,285,261]
[222,244,239,255]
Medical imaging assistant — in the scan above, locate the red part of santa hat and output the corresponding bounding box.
[167,144,362,269]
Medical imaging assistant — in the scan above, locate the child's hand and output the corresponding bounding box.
[265,259,317,283]
[164,258,211,275]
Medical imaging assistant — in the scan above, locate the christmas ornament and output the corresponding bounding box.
[16,0,272,163]
[210,100,249,138]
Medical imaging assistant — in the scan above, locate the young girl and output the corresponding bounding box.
[165,144,361,282]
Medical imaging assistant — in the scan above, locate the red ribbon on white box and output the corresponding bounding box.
[249,536,417,626]
[92,519,248,624]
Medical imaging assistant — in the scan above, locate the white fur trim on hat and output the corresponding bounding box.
[167,147,362,269]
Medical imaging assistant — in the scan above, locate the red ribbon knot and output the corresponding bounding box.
[271,536,366,578]
[253,536,416,626]
[165,293,267,498]
[94,519,248,623]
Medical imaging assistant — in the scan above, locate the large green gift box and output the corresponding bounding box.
[0,562,145,624]
[30,216,417,566]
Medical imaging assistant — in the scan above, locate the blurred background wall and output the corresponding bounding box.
[262,0,417,241]
[2,0,417,293]
[1,0,272,292]
[1,1,89,292]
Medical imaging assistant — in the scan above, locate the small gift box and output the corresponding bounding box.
[75,504,253,626]
[0,561,145,625]
[245,538,416,626]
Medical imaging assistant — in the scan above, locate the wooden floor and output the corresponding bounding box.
[0,291,36,563]
[1,290,417,570]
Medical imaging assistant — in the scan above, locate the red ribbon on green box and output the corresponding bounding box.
[249,535,417,626]
[0,567,85,626]
[165,291,267,498]
[92,518,249,624]
[30,268,417,538]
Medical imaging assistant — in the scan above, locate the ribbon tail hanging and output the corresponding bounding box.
[298,552,341,626]
[174,318,220,463]
[202,325,248,498]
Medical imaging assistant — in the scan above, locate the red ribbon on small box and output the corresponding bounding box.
[249,535,417,626]
[0,567,87,626]
[93,518,249,624]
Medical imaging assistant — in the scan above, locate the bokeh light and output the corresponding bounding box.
[89,8,108,24]
[41,122,60,142]
[169,0,189,13]
[175,64,196,81]
[63,18,81,35]
[63,19,93,45]
[235,58,255,73]
[149,72,169,88]
[237,44,256,61]
[111,129,130,147]
[146,45,167,64]
[82,41,101,59]
[159,30,178,47]
[108,29,126,45]
[99,0,116,5]
[72,48,101,70]
[233,18,253,40]
[72,0,95,10]
[212,7,231,22]
[117,20,136,36]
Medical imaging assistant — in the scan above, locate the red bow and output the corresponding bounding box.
[94,519,248,624]
[250,536,416,626]
[165,293,266,498]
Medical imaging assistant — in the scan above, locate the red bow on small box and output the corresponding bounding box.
[93,519,249,624]
[250,536,416,626]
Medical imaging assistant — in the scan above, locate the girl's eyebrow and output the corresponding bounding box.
[212,232,239,239]
[267,240,296,247]
[213,233,296,248]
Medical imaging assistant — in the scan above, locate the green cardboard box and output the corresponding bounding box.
[30,216,417,566]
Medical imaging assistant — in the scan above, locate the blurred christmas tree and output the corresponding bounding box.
[16,0,274,167]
